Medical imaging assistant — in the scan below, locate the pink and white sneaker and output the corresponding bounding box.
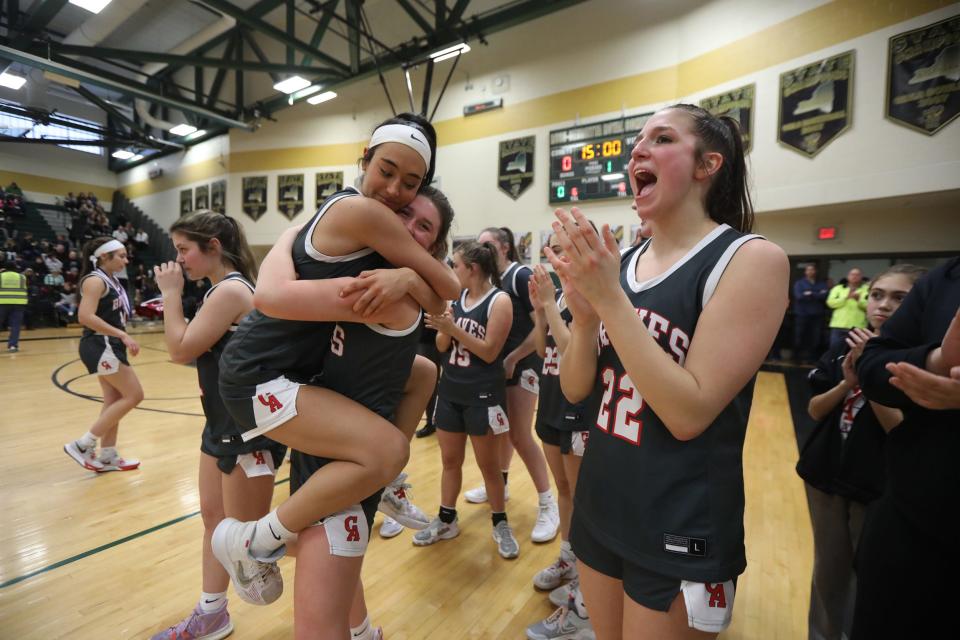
[149,602,233,640]
[63,440,103,471]
[97,454,140,472]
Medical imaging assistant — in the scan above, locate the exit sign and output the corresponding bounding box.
[817,226,838,241]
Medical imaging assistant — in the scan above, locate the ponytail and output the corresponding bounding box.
[457,241,502,289]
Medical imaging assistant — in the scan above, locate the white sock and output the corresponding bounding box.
[78,432,97,449]
[199,591,227,613]
[350,616,375,640]
[560,539,575,562]
[99,446,117,461]
[250,509,296,558]
[538,490,554,506]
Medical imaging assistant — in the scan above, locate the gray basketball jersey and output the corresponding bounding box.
[438,287,509,406]
[220,187,388,387]
[575,224,762,582]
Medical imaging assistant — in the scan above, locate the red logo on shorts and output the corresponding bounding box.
[344,515,360,542]
[100,360,112,370]
[706,583,727,608]
[257,393,284,413]
[253,451,266,465]
[496,413,505,426]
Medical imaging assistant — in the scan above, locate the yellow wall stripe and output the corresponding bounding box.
[119,0,952,197]
[120,158,228,200]
[0,170,114,203]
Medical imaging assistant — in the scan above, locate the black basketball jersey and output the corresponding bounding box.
[79,269,130,336]
[220,188,388,387]
[536,293,591,431]
[292,304,422,498]
[575,224,762,583]
[196,273,271,454]
[500,262,536,355]
[438,287,509,406]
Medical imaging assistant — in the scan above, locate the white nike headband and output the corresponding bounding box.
[90,239,125,264]
[368,123,432,172]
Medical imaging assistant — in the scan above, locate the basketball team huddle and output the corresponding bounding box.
[63,105,794,640]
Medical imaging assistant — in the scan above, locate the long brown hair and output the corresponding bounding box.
[667,103,754,233]
[170,210,258,282]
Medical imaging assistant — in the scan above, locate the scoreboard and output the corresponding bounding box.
[549,112,652,204]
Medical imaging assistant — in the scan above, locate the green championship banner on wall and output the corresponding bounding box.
[278,174,304,220]
[179,188,192,216]
[210,180,226,214]
[498,136,534,200]
[316,172,344,209]
[700,84,755,152]
[886,15,960,135]
[194,184,209,211]
[778,51,854,157]
[242,176,268,221]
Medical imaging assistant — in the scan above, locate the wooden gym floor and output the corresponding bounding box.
[0,327,811,639]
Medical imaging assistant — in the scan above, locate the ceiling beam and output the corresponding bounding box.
[12,0,67,45]
[199,0,350,75]
[447,0,470,26]
[47,43,339,76]
[300,0,338,67]
[259,0,586,116]
[0,43,255,130]
[395,0,432,35]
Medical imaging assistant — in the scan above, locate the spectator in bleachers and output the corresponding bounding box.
[64,249,81,273]
[112,225,129,244]
[7,182,23,197]
[54,234,71,251]
[827,268,870,350]
[133,227,149,250]
[30,255,47,277]
[64,266,79,286]
[55,281,78,325]
[44,252,63,275]
[44,267,64,289]
[64,192,78,210]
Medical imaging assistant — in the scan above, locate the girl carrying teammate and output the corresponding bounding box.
[265,188,454,639]
[467,226,559,543]
[213,113,459,607]
[149,211,288,640]
[414,241,520,558]
[549,104,788,639]
[63,237,142,473]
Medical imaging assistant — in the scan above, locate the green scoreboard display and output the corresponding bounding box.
[549,112,652,204]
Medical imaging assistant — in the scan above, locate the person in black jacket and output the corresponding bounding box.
[796,264,926,640]
[852,257,960,639]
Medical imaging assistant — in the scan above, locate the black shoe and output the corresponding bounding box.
[416,423,436,438]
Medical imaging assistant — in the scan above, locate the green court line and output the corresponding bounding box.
[0,477,291,590]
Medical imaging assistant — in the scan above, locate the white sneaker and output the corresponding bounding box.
[97,454,140,472]
[211,518,284,605]
[492,520,520,559]
[526,597,593,640]
[549,579,579,608]
[531,501,560,543]
[63,440,103,471]
[534,554,578,590]
[378,473,430,530]
[379,516,403,539]
[412,517,460,546]
[464,483,509,504]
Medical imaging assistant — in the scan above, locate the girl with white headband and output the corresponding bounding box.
[63,236,142,473]
[214,114,459,629]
